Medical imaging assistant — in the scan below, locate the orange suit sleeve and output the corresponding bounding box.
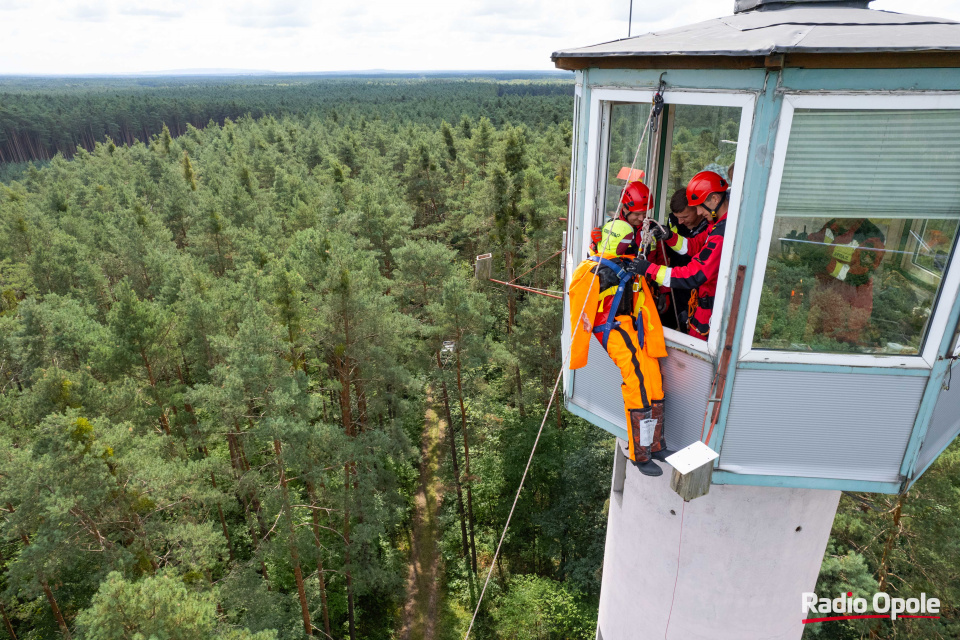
[567,260,601,370]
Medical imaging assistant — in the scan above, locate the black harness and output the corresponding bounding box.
[588,256,644,349]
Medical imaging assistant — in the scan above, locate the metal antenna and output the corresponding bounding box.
[628,0,633,37]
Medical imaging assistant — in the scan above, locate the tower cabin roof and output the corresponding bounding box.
[552,0,960,70]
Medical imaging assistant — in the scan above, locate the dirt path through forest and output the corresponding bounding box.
[400,394,445,640]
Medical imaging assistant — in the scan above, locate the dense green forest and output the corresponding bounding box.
[0,78,611,640]
[0,75,572,164]
[0,77,958,640]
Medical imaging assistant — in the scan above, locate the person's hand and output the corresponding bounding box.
[651,223,673,242]
[626,257,652,276]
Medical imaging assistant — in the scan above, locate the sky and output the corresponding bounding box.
[2,0,960,75]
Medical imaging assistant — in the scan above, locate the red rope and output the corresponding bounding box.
[488,279,563,300]
[664,501,686,639]
[506,250,562,285]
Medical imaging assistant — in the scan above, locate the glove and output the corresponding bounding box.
[651,223,673,242]
[626,257,652,276]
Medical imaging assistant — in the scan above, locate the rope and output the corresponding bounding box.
[463,86,663,640]
[462,368,563,640]
[780,237,904,255]
[663,501,686,639]
[612,104,655,231]
[521,286,564,296]
[487,278,563,300]
[507,250,562,285]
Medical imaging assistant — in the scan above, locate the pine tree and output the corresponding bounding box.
[441,121,458,163]
[159,123,173,154]
[459,115,473,140]
[182,151,198,191]
[101,280,175,435]
[472,117,494,176]
[427,267,491,575]
[76,571,277,640]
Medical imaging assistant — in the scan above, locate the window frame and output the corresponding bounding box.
[564,82,583,283]
[584,88,756,356]
[903,218,959,289]
[740,93,960,369]
[562,81,584,398]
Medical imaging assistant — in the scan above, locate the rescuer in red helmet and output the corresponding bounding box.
[588,181,652,255]
[653,188,710,331]
[619,180,652,228]
[629,170,730,339]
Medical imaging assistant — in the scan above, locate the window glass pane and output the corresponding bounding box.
[566,93,581,265]
[662,105,741,196]
[754,109,960,356]
[604,102,651,220]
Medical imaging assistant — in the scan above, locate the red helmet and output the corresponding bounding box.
[686,171,728,207]
[620,181,651,213]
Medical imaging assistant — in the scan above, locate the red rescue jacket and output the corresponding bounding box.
[647,213,727,339]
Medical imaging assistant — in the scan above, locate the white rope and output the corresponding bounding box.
[461,367,563,640]
[614,106,655,232]
[523,286,565,296]
[463,97,660,640]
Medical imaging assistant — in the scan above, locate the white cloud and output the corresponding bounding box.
[119,7,185,18]
[0,0,957,74]
[227,0,312,28]
[69,3,109,21]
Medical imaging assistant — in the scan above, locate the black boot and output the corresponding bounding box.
[632,457,663,476]
[652,448,675,462]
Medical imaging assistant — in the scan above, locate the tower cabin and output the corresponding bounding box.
[556,0,960,496]
[554,3,960,638]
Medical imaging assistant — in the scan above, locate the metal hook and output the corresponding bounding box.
[651,73,666,131]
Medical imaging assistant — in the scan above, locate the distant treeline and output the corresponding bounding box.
[0,76,573,164]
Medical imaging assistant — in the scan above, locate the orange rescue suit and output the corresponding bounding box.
[568,258,666,460]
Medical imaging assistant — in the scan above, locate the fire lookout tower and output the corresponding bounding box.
[553,0,960,637]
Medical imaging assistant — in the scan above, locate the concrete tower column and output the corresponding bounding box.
[597,442,840,640]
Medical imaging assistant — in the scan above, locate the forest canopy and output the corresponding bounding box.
[0,74,573,164]
[0,77,614,640]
